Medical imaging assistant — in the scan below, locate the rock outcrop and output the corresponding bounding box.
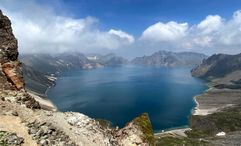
[191,53,241,79]
[0,10,40,109]
[0,10,24,90]
[114,113,155,145]
[0,131,24,146]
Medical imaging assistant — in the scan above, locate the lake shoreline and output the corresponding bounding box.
[154,84,210,135]
[32,66,209,134]
[27,90,57,111]
[45,67,207,133]
[157,71,241,136]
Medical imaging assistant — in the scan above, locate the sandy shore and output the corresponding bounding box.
[192,94,219,116]
[27,92,57,111]
[155,127,191,137]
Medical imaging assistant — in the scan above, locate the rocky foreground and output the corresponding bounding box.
[0,10,155,146]
[0,95,155,146]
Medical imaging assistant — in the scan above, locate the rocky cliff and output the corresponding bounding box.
[191,53,241,79]
[0,10,23,90]
[0,10,155,146]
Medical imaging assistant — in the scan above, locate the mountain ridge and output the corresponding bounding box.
[132,50,207,67]
[191,53,241,79]
[20,53,128,96]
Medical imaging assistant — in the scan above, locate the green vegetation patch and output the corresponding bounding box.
[0,131,8,146]
[156,136,208,146]
[188,106,241,137]
[133,113,156,146]
[185,129,209,138]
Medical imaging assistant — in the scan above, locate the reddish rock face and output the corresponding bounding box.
[0,10,24,90]
[0,10,40,109]
[2,62,24,90]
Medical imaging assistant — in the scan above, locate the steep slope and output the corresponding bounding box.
[0,10,23,90]
[20,53,100,74]
[191,53,241,79]
[132,50,207,67]
[21,53,127,75]
[20,53,101,95]
[22,64,55,96]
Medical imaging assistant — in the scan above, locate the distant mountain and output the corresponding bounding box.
[191,53,241,79]
[21,53,127,73]
[20,53,127,95]
[131,50,207,67]
[86,53,128,66]
[20,53,102,73]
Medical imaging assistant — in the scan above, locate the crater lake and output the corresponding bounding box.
[47,65,207,131]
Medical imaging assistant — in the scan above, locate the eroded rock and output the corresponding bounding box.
[0,131,24,146]
[0,10,23,91]
[115,113,155,146]
[27,121,77,146]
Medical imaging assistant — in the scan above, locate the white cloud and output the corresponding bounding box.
[217,10,241,46]
[137,10,241,56]
[108,29,135,43]
[0,0,134,54]
[141,21,188,42]
[233,10,241,23]
[197,15,223,34]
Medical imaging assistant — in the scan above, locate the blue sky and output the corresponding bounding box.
[1,0,241,57]
[38,0,241,36]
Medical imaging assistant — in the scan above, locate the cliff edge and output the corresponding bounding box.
[0,10,23,90]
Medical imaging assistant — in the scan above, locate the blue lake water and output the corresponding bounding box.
[47,65,207,131]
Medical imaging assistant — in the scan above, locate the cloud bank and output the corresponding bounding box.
[138,11,241,55]
[1,0,241,57]
[0,0,134,54]
[141,21,188,42]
